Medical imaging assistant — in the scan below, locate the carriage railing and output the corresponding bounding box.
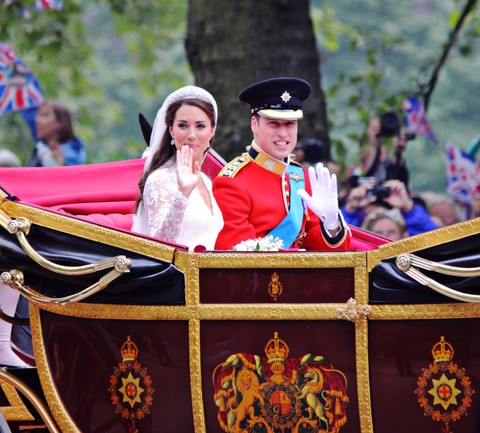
[396,253,480,303]
[0,209,131,305]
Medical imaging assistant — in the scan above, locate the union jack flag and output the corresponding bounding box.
[35,0,63,10]
[4,0,63,11]
[445,142,480,206]
[0,42,45,115]
[402,96,439,147]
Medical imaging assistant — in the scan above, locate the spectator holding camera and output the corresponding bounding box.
[341,178,377,227]
[362,112,411,189]
[382,180,438,235]
[341,178,438,237]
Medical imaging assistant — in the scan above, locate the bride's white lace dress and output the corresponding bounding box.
[132,164,223,251]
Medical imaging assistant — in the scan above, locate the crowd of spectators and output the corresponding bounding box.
[295,111,478,241]
[2,102,477,243]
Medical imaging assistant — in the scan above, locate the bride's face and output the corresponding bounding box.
[169,104,214,163]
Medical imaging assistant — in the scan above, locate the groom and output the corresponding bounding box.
[213,77,351,251]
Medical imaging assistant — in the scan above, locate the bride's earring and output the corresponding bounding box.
[170,138,175,146]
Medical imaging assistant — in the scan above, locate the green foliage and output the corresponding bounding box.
[311,0,480,193]
[0,0,190,164]
[0,0,90,162]
[0,0,479,197]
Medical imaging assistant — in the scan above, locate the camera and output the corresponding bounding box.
[367,183,391,200]
[348,174,391,200]
[378,111,416,141]
[378,111,400,137]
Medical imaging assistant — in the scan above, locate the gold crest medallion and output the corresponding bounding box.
[108,336,155,433]
[415,336,474,433]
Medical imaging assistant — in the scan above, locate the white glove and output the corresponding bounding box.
[297,163,340,230]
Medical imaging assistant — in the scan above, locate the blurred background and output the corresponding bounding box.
[0,0,478,195]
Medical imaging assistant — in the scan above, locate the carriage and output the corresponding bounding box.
[0,152,479,433]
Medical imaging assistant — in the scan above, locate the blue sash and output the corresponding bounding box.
[267,164,305,247]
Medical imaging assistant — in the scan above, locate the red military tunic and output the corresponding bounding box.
[213,144,351,251]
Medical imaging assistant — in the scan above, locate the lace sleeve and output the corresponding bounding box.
[143,168,188,242]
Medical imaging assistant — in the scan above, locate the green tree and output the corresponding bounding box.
[307,0,480,192]
[185,0,330,161]
[0,0,189,163]
[0,0,479,196]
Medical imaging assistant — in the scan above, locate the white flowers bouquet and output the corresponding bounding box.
[233,235,284,252]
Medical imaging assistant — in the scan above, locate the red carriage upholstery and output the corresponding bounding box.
[0,154,386,250]
[0,158,143,230]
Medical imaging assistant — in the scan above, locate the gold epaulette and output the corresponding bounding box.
[289,159,303,169]
[219,154,251,178]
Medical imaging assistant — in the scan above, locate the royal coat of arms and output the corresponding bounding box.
[213,332,349,433]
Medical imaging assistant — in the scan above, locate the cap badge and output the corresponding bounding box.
[280,91,291,103]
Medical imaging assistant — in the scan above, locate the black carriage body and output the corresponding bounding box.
[0,160,479,433]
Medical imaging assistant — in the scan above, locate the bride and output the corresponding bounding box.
[132,86,223,251]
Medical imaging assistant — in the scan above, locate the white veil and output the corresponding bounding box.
[132,85,218,234]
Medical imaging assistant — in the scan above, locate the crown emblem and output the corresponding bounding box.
[121,336,139,362]
[431,336,454,363]
[110,336,154,431]
[265,331,289,364]
[268,272,283,301]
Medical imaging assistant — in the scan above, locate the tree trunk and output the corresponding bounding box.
[186,0,329,161]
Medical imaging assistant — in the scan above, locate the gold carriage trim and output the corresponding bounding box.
[0,210,132,306]
[335,298,371,322]
[1,261,130,306]
[0,212,132,277]
[0,369,60,432]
